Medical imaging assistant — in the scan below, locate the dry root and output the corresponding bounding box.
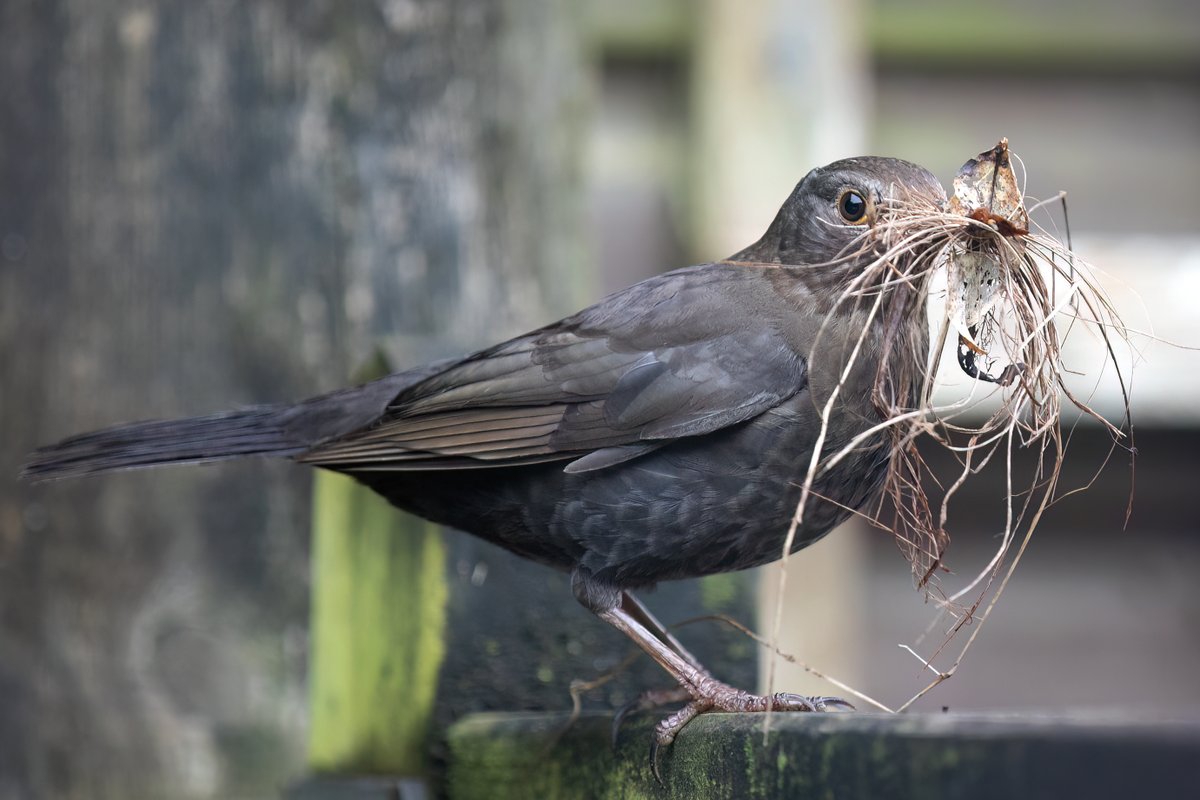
[766,141,1134,712]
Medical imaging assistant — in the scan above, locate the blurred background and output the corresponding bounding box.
[2,1,1198,798]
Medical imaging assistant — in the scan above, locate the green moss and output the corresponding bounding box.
[445,710,1200,799]
[307,472,449,775]
[447,713,861,799]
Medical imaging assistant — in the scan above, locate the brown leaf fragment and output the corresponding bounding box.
[947,138,1029,236]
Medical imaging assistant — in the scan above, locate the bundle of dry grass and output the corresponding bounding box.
[769,140,1133,711]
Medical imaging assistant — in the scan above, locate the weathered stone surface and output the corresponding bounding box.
[0,1,592,796]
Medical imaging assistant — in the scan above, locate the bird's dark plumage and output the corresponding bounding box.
[23,156,948,758]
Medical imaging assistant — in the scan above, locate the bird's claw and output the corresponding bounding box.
[611,685,692,747]
[643,683,853,783]
[771,692,855,712]
[650,698,712,785]
[649,735,664,785]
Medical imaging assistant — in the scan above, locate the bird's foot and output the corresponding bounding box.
[648,677,853,783]
[590,597,851,783]
[611,685,692,746]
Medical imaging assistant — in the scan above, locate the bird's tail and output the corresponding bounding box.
[21,406,307,481]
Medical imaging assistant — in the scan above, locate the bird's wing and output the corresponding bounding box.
[301,264,809,472]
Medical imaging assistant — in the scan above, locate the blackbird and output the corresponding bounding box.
[24,156,947,771]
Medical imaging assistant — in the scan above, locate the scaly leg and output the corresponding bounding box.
[609,592,703,745]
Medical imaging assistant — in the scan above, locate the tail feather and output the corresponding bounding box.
[21,406,307,481]
[21,364,458,482]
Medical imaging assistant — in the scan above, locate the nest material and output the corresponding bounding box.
[782,139,1132,643]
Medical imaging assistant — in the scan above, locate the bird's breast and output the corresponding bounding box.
[554,389,892,588]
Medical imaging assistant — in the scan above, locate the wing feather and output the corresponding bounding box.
[302,264,809,473]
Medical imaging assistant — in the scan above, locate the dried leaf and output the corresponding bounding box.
[947,137,1029,235]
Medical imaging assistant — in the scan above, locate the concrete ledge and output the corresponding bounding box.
[445,710,1200,799]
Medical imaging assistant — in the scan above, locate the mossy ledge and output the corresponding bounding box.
[445,710,1200,799]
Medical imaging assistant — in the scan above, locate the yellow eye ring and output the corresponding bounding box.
[838,189,870,224]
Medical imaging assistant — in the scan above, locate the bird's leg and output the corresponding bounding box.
[620,591,707,673]
[571,568,849,779]
[610,591,706,744]
[594,601,852,781]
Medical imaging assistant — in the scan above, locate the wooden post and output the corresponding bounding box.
[2,2,591,797]
[307,474,448,776]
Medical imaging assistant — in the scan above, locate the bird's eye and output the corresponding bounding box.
[838,189,869,223]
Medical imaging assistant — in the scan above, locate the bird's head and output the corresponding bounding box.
[730,156,948,280]
[729,146,1131,614]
